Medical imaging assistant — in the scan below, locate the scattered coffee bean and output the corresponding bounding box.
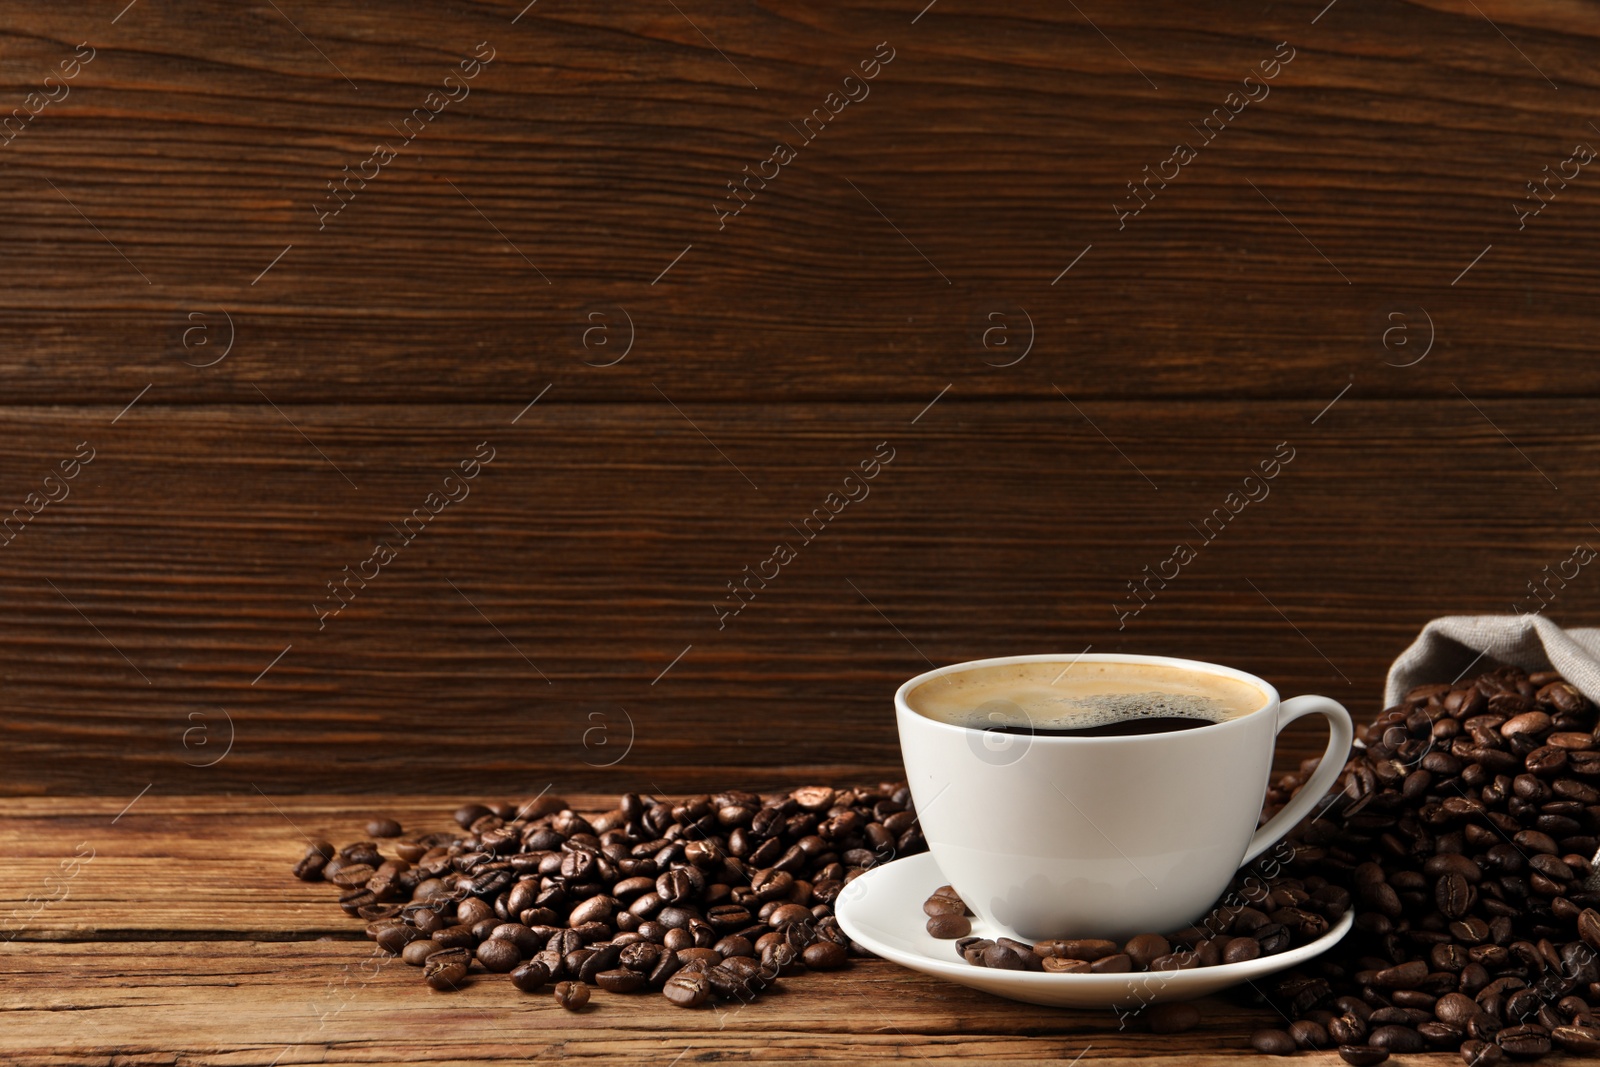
[553,981,590,1010]
[1145,1002,1201,1034]
[1250,1029,1296,1055]
[802,941,848,970]
[663,971,712,1008]
[297,784,917,1011]
[476,938,521,973]
[401,939,443,966]
[1337,1046,1389,1066]
[1288,1018,1329,1050]
[423,949,469,991]
[510,960,550,992]
[596,968,644,993]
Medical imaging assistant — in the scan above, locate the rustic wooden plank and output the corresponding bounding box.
[0,398,1593,794]
[0,942,1366,1067]
[0,796,1554,1065]
[0,1,1594,401]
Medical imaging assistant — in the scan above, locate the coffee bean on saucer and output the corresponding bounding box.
[553,981,589,1010]
[922,886,967,917]
[1041,957,1091,974]
[1035,938,1119,961]
[1250,1029,1296,1055]
[1147,1002,1201,1034]
[926,914,972,939]
[1223,936,1261,964]
[1336,1046,1388,1066]
[1124,934,1169,970]
[1089,953,1133,973]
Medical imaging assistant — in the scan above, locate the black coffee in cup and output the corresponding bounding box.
[907,660,1268,738]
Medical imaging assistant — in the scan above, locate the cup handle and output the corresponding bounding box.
[1241,695,1354,865]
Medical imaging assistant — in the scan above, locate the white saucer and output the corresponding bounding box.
[834,853,1354,1009]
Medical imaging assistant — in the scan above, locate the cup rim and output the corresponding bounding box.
[894,652,1280,744]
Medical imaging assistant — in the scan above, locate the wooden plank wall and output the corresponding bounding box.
[1,0,1597,795]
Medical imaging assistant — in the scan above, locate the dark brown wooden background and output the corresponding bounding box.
[3,0,1597,796]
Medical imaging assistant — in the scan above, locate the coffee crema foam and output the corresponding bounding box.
[908,660,1267,733]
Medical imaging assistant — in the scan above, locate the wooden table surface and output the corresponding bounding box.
[0,792,1571,1066]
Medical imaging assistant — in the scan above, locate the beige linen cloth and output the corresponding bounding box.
[1385,615,1600,707]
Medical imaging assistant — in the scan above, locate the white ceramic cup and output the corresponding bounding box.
[896,653,1353,942]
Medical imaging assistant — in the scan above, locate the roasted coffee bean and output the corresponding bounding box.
[1146,1002,1201,1034]
[1552,1024,1600,1053]
[1373,960,1428,989]
[423,949,470,991]
[366,817,402,838]
[1287,1018,1329,1049]
[1223,936,1262,964]
[403,940,444,966]
[329,863,375,888]
[510,959,550,992]
[1041,958,1091,973]
[293,844,333,881]
[1035,937,1119,961]
[1579,909,1600,951]
[1336,1047,1389,1066]
[1090,953,1133,973]
[1494,1024,1551,1057]
[1250,1029,1297,1055]
[1419,1021,1465,1048]
[1254,923,1292,955]
[553,981,589,1010]
[802,940,847,970]
[922,885,966,917]
[1150,951,1200,972]
[662,971,712,1008]
[1436,992,1481,1026]
[476,937,521,973]
[926,914,971,939]
[1368,1025,1424,1052]
[596,968,645,993]
[1124,934,1170,970]
[1330,1014,1368,1045]
[1460,1038,1504,1065]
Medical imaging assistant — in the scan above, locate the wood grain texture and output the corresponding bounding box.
[0,1,1593,403]
[1,398,1595,794]
[0,796,1482,1066]
[1,0,1598,796]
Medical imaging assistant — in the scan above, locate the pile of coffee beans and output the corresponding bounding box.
[1246,667,1600,1063]
[293,784,920,1009]
[939,868,1349,976]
